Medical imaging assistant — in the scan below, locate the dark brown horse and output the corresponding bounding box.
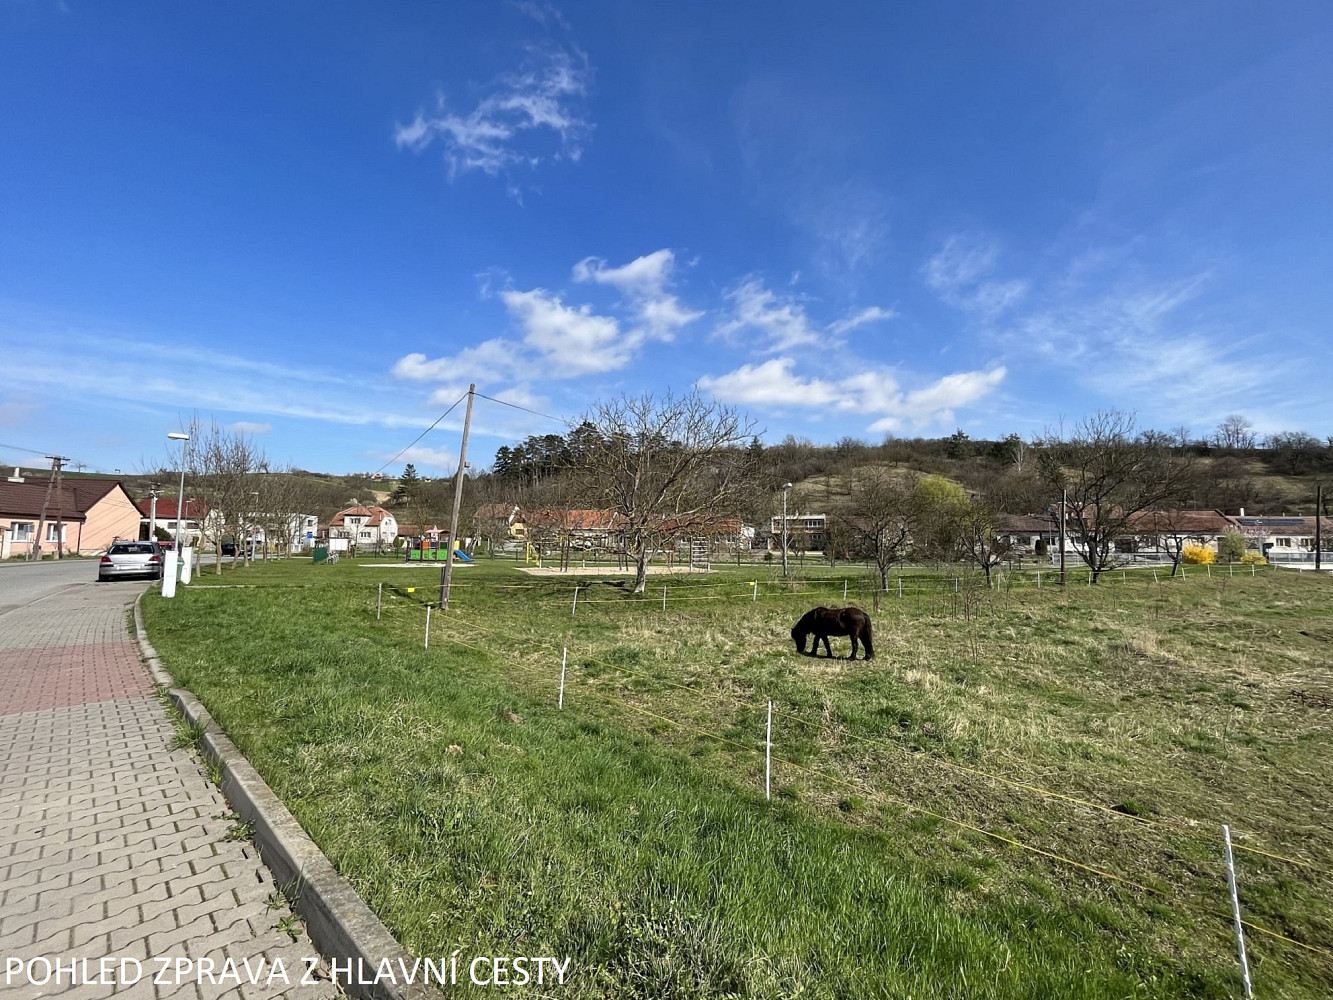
[791,606,874,660]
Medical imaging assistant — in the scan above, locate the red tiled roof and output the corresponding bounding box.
[135,497,210,519]
[331,505,394,527]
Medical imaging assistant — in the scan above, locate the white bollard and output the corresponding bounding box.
[1222,825,1254,998]
[765,700,773,801]
[424,605,431,649]
[161,551,178,598]
[572,586,580,616]
[559,648,567,709]
[180,547,193,585]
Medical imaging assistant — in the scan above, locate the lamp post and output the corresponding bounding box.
[167,433,190,548]
[781,482,793,578]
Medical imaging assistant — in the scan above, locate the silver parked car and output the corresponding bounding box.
[98,540,165,582]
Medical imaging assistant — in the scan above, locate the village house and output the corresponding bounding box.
[1233,514,1333,563]
[1,471,141,558]
[136,497,218,547]
[328,504,398,551]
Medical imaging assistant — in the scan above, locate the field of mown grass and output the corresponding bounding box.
[142,555,1333,998]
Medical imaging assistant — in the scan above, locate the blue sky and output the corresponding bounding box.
[2,2,1330,477]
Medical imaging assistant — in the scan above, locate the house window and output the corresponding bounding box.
[11,522,34,541]
[1276,537,1292,547]
[360,530,372,540]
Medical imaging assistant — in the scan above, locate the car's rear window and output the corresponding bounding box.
[109,543,156,554]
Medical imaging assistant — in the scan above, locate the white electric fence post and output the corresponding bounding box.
[662,585,667,612]
[1207,564,1212,578]
[752,581,758,602]
[377,583,382,621]
[1153,569,1159,584]
[765,700,773,801]
[897,577,902,598]
[572,586,580,616]
[954,577,959,593]
[559,648,567,709]
[424,605,431,649]
[1222,825,1254,998]
[843,580,847,600]
[1037,571,1041,589]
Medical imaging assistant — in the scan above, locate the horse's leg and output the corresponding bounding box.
[849,633,859,660]
[821,634,833,657]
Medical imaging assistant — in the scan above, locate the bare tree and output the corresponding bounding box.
[954,492,1012,587]
[1213,414,1256,450]
[571,390,758,594]
[185,419,269,575]
[1039,410,1195,582]
[847,468,916,591]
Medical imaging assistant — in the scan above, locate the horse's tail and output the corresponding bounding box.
[861,618,874,659]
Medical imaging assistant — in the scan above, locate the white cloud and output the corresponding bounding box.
[501,288,635,376]
[572,249,702,340]
[696,358,841,407]
[699,358,1006,431]
[229,421,272,435]
[827,306,896,336]
[395,46,591,179]
[715,278,822,353]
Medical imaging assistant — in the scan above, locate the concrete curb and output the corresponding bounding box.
[133,594,434,1000]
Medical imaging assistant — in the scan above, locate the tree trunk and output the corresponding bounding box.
[632,544,650,594]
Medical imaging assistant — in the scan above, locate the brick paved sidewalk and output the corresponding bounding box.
[0,583,336,1000]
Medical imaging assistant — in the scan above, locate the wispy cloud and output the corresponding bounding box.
[395,45,592,180]
[229,421,272,435]
[698,357,1005,432]
[827,305,895,336]
[0,329,434,431]
[923,234,1028,319]
[715,278,822,353]
[716,278,894,352]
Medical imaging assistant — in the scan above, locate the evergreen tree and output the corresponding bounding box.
[392,463,420,506]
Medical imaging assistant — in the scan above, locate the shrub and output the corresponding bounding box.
[1240,550,1267,565]
[1182,543,1215,565]
[1216,531,1247,563]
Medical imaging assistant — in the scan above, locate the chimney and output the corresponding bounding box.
[6,467,23,483]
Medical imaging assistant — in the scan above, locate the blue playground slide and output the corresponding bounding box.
[452,548,473,562]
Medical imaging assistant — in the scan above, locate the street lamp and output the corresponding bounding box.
[167,433,190,549]
[781,482,793,578]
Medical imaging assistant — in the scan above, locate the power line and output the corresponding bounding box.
[373,392,469,476]
[475,392,569,425]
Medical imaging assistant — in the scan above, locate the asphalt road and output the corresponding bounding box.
[0,558,120,616]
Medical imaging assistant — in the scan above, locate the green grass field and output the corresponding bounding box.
[141,554,1333,998]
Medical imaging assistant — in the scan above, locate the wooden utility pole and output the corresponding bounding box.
[1058,489,1067,587]
[439,384,476,610]
[1317,484,1323,573]
[30,455,69,561]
